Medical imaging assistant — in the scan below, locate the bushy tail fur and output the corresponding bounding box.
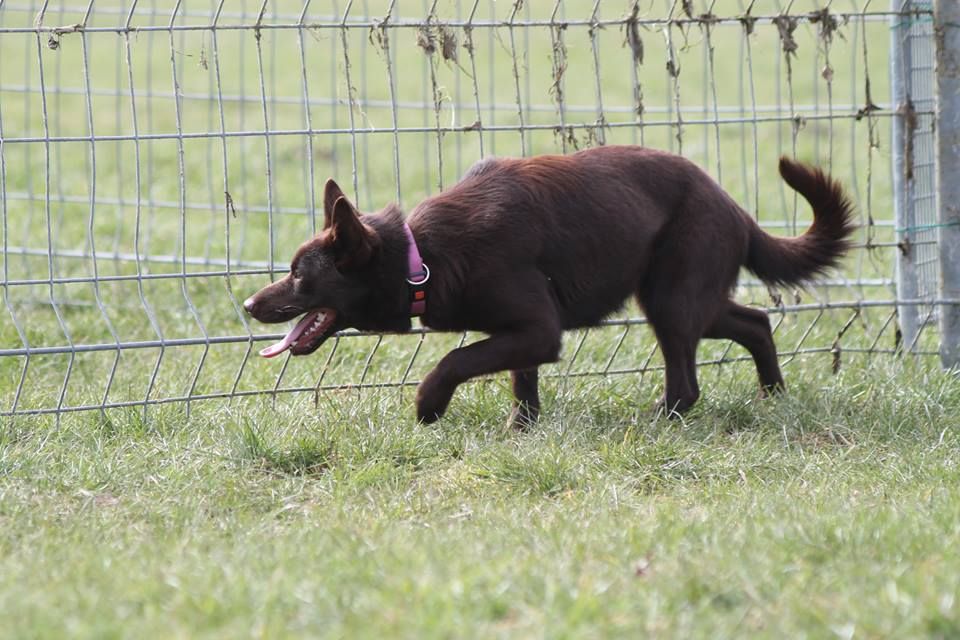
[745,157,856,287]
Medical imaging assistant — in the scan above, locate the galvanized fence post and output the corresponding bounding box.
[892,0,921,352]
[936,0,960,367]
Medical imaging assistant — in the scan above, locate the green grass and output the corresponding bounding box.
[1,0,955,637]
[2,359,960,638]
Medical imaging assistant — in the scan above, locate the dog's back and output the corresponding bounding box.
[408,146,750,329]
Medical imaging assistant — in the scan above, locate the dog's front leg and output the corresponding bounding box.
[509,368,540,430]
[416,329,560,424]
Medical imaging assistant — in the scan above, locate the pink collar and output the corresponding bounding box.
[403,222,429,316]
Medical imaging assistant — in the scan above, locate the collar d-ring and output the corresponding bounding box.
[406,263,430,286]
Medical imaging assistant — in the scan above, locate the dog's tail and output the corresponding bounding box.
[745,157,856,287]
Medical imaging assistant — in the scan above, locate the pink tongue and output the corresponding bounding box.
[259,311,322,358]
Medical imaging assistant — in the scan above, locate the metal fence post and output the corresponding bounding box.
[936,0,960,368]
[892,0,921,352]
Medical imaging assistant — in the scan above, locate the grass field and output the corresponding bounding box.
[2,0,958,637]
[3,362,960,637]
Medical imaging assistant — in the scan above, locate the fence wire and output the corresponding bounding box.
[0,0,941,421]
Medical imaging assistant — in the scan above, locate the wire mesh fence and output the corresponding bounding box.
[0,0,945,421]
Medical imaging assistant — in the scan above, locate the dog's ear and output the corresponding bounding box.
[328,196,380,270]
[322,179,349,229]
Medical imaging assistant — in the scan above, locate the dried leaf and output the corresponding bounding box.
[416,25,436,55]
[440,25,458,63]
[773,15,799,58]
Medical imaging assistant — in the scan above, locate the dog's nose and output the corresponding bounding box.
[243,296,256,314]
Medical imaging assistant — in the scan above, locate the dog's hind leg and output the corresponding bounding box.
[640,304,701,415]
[509,368,540,430]
[649,326,700,415]
[704,302,784,395]
[638,285,706,416]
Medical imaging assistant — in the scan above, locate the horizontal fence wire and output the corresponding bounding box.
[0,0,940,421]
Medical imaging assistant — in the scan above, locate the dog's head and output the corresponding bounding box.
[244,179,386,358]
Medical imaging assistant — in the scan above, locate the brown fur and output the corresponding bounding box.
[244,146,855,426]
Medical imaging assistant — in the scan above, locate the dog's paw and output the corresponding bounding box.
[507,402,539,431]
[415,378,454,424]
[758,381,786,398]
[653,393,695,419]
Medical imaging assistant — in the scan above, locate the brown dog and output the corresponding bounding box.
[244,146,854,427]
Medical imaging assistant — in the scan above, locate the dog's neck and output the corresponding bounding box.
[404,223,429,316]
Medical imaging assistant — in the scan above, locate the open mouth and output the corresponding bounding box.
[259,309,338,358]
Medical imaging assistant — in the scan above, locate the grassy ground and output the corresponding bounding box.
[2,0,957,637]
[3,358,960,638]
